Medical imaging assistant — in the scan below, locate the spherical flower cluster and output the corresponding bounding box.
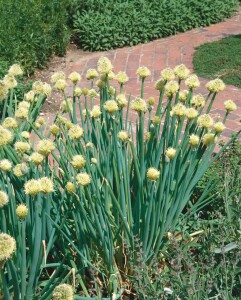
[86,69,99,80]
[174,64,190,80]
[24,179,41,196]
[166,147,176,159]
[96,79,105,89]
[116,94,128,108]
[154,78,165,91]
[0,81,9,101]
[76,173,91,186]
[0,233,16,263]
[50,124,60,136]
[224,100,237,112]
[21,131,30,139]
[60,98,73,113]
[136,66,151,79]
[37,139,55,156]
[131,97,147,113]
[171,103,186,117]
[90,105,101,118]
[0,126,13,146]
[146,167,160,181]
[104,100,119,114]
[161,68,175,81]
[185,75,200,89]
[214,122,225,133]
[0,191,9,208]
[68,72,81,84]
[19,101,30,110]
[2,117,18,129]
[68,125,83,140]
[189,134,200,147]
[206,79,225,93]
[16,204,28,219]
[165,80,179,97]
[115,71,129,84]
[191,94,205,108]
[8,64,23,77]
[117,131,129,142]
[0,159,12,172]
[32,81,44,95]
[178,90,189,103]
[55,79,67,91]
[153,116,160,125]
[15,107,28,119]
[81,88,89,96]
[71,155,86,169]
[52,283,74,300]
[3,75,17,89]
[197,114,214,129]
[86,142,94,148]
[91,158,97,165]
[74,87,82,97]
[39,177,54,193]
[147,97,155,106]
[14,163,28,177]
[202,133,217,146]
[145,132,151,141]
[42,83,52,97]
[25,90,35,102]
[89,89,98,98]
[97,56,113,74]
[30,152,44,165]
[185,108,198,120]
[66,182,75,194]
[108,86,115,96]
[14,141,31,154]
[51,71,66,84]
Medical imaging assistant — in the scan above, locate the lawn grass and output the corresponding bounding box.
[193,35,241,88]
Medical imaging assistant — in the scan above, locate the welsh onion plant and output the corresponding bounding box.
[0,59,239,298]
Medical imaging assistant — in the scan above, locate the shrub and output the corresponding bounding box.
[0,60,239,298]
[0,0,71,75]
[73,0,239,51]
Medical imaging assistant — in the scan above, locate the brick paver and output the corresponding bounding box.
[51,11,241,138]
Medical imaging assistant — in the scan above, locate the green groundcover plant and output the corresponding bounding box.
[73,0,239,51]
[0,60,239,299]
[0,0,71,76]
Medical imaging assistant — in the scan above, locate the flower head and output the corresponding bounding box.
[166,147,176,159]
[24,179,41,196]
[16,204,28,219]
[39,177,54,193]
[165,81,179,97]
[89,89,98,98]
[197,114,214,129]
[0,191,9,208]
[14,141,31,155]
[15,107,28,119]
[68,72,81,84]
[185,75,200,89]
[214,122,225,133]
[115,71,129,84]
[0,126,13,146]
[131,97,147,113]
[52,283,74,300]
[60,98,73,113]
[86,69,99,80]
[179,90,189,103]
[2,117,18,129]
[68,125,83,140]
[3,75,17,89]
[154,78,165,91]
[136,66,151,79]
[224,100,237,112]
[50,124,60,136]
[171,103,186,117]
[25,90,35,102]
[90,105,101,118]
[8,64,23,77]
[55,79,67,91]
[0,233,16,262]
[97,57,113,74]
[0,81,9,101]
[104,100,119,114]
[74,87,81,97]
[153,116,160,125]
[202,133,217,146]
[161,68,175,81]
[116,94,128,108]
[13,164,27,177]
[30,152,44,165]
[51,72,66,84]
[191,94,205,108]
[0,159,12,172]
[189,134,199,147]
[66,182,75,194]
[71,155,86,170]
[21,131,30,139]
[206,79,225,93]
[42,83,52,96]
[76,173,91,186]
[37,139,55,156]
[117,131,129,142]
[185,108,198,120]
[174,64,190,80]
[147,97,155,106]
[147,167,160,181]
[32,81,44,95]
[81,88,89,96]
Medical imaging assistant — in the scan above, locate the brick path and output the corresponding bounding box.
[53,11,241,138]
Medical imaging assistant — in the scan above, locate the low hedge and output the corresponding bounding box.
[73,0,240,51]
[0,0,71,76]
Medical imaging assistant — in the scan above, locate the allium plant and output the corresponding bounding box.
[0,60,239,298]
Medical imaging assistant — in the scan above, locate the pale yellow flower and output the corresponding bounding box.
[161,68,175,81]
[0,191,9,208]
[81,88,89,96]
[224,100,237,112]
[51,71,66,84]
[206,79,225,93]
[14,141,31,154]
[50,124,60,136]
[30,152,44,165]
[71,155,86,169]
[86,69,99,80]
[16,204,28,219]
[154,78,165,91]
[0,159,12,172]
[171,103,186,117]
[147,167,160,181]
[179,90,189,102]
[66,182,75,194]
[3,75,17,89]
[68,72,81,84]
[2,117,18,129]
[117,131,129,142]
[97,56,113,74]
[115,71,129,84]
[21,131,30,139]
[24,90,35,102]
[76,173,91,186]
[166,147,176,159]
[74,87,82,97]
[15,107,28,119]
[191,94,205,108]
[39,177,54,193]
[116,94,128,108]
[174,64,190,80]
[55,79,67,91]
[68,125,83,139]
[52,284,74,300]
[185,75,200,89]
[104,100,119,114]
[90,105,101,118]
[24,179,41,195]
[8,64,23,76]
[202,133,217,146]
[189,134,199,147]
[0,126,13,146]
[0,233,16,262]
[214,122,225,133]
[185,108,198,120]
[137,66,151,79]
[37,139,55,156]
[131,97,147,113]
[165,80,179,97]
[0,81,9,101]
[197,114,214,129]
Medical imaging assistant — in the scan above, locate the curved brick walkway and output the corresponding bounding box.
[53,11,241,138]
